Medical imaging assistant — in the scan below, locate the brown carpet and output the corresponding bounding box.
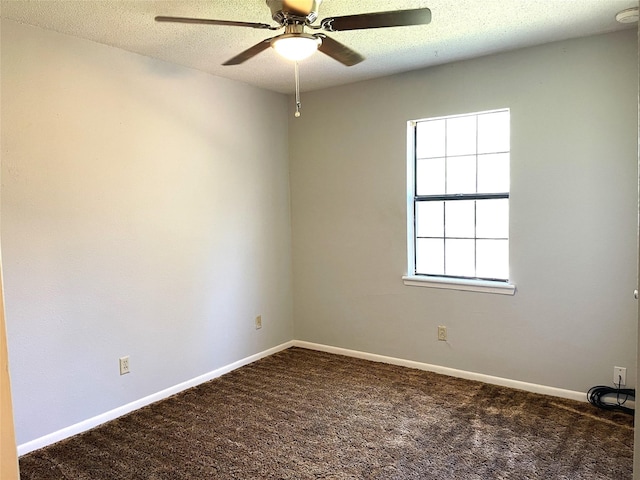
[19,347,634,479]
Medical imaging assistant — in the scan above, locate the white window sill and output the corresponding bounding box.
[402,275,516,295]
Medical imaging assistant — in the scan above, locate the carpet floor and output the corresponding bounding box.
[19,347,634,479]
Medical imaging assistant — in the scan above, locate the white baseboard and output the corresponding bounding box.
[19,338,587,456]
[292,340,586,403]
[17,341,294,456]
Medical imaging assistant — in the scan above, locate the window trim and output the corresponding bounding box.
[405,111,516,295]
[402,275,516,295]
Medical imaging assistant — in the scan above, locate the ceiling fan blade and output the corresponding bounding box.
[320,8,431,32]
[317,34,364,67]
[283,0,315,16]
[223,38,274,66]
[155,16,276,30]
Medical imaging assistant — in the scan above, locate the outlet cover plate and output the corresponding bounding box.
[119,356,130,375]
[614,366,626,386]
[437,325,447,341]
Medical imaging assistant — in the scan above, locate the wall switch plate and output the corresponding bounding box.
[437,325,447,341]
[255,315,262,330]
[614,366,626,386]
[119,356,130,375]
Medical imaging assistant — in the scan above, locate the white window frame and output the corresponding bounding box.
[403,109,516,295]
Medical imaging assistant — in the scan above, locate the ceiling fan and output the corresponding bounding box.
[155,0,432,115]
[156,0,431,66]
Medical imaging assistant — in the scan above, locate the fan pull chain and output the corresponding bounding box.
[294,61,301,118]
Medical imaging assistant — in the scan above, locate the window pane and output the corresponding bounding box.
[416,119,446,158]
[446,115,476,156]
[411,109,510,282]
[477,110,510,154]
[446,156,476,194]
[476,239,509,280]
[477,153,509,194]
[416,158,445,195]
[416,238,444,275]
[445,239,475,277]
[476,199,509,239]
[445,200,475,238]
[416,201,444,237]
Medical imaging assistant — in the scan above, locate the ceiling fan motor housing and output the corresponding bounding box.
[266,0,321,24]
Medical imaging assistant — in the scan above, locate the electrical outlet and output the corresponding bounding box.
[255,315,262,330]
[614,366,626,386]
[437,325,447,341]
[119,356,130,375]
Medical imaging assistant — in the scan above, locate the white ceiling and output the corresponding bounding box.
[1,0,636,94]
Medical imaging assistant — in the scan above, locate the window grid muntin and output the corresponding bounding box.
[412,109,509,282]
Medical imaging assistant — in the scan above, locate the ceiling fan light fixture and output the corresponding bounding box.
[271,33,321,61]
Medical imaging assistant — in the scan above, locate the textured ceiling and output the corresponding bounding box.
[1,0,636,94]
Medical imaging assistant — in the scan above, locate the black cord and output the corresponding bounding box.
[587,376,635,416]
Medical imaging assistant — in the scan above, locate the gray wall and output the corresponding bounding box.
[289,29,638,393]
[1,20,293,445]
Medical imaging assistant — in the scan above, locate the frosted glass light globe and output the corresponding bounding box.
[272,34,321,61]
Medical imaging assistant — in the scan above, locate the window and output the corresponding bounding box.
[404,109,515,295]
